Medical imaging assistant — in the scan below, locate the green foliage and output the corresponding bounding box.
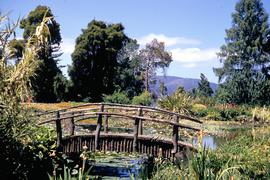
[20,5,63,102]
[214,0,270,105]
[158,87,192,115]
[149,147,241,179]
[48,166,91,180]
[103,91,130,104]
[0,14,56,179]
[114,40,144,98]
[131,91,152,106]
[208,127,270,179]
[69,20,130,102]
[150,161,186,180]
[196,73,213,97]
[193,105,251,121]
[53,73,71,102]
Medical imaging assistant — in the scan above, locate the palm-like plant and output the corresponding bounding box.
[158,88,193,115]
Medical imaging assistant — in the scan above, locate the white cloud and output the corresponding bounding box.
[171,47,218,67]
[61,38,75,54]
[137,33,201,47]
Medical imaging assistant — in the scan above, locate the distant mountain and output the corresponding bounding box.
[150,76,218,95]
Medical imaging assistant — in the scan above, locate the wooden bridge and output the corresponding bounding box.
[37,103,202,158]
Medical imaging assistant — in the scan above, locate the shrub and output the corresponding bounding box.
[132,91,152,106]
[158,90,192,115]
[103,91,130,104]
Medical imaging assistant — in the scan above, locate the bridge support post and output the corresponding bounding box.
[95,104,104,151]
[133,107,142,152]
[56,111,62,152]
[172,115,179,154]
[138,108,143,135]
[104,109,109,133]
[69,112,75,136]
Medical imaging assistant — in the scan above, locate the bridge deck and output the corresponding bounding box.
[62,133,195,158]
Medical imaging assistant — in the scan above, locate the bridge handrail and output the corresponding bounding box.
[35,102,202,124]
[38,111,201,131]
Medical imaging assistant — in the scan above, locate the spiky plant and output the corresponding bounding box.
[158,88,193,115]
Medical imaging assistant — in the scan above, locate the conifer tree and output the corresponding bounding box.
[214,0,270,105]
[197,73,213,97]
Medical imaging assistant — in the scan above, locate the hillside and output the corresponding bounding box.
[150,76,218,95]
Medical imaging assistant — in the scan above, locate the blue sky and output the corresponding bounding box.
[1,0,270,83]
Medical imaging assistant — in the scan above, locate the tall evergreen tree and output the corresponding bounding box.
[214,0,270,105]
[68,20,129,102]
[197,73,213,97]
[20,5,62,102]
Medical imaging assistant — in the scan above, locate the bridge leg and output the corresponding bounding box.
[69,112,75,136]
[172,115,179,155]
[138,108,143,135]
[95,104,104,151]
[56,111,62,152]
[133,118,139,152]
[104,110,109,133]
[133,108,142,152]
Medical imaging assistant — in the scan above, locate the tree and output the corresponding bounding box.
[114,40,144,98]
[20,5,62,102]
[214,0,270,105]
[139,39,172,91]
[69,20,129,102]
[197,73,213,97]
[159,80,168,97]
[8,39,24,63]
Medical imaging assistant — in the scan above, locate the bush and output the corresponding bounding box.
[192,104,251,121]
[132,91,152,106]
[158,90,193,115]
[194,108,208,118]
[103,91,130,104]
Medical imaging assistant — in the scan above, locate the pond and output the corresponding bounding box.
[87,152,153,179]
[192,135,219,150]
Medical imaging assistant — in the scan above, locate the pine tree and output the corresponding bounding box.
[214,0,270,105]
[197,73,213,97]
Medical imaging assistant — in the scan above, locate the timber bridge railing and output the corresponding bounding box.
[37,103,203,158]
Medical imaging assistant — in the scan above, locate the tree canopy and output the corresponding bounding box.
[139,39,172,91]
[68,20,131,102]
[214,0,270,105]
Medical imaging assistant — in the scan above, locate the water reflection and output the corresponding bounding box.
[192,135,221,150]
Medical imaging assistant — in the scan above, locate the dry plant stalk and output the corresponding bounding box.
[0,13,52,140]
